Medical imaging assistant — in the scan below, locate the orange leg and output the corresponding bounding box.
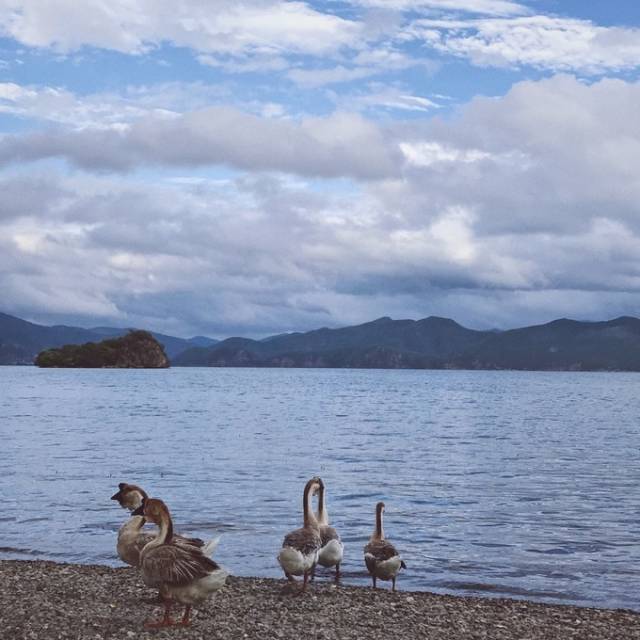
[144,597,175,628]
[180,605,192,626]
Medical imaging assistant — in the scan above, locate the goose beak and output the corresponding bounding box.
[110,491,121,501]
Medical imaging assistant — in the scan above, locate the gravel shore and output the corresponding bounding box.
[1,560,639,639]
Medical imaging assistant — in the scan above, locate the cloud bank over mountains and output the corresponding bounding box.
[1,1,639,336]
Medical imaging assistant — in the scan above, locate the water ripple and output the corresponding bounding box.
[1,366,640,611]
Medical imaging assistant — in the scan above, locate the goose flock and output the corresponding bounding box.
[111,477,406,628]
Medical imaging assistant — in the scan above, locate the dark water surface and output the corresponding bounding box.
[1,366,639,610]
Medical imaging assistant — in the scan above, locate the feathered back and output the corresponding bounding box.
[142,543,221,588]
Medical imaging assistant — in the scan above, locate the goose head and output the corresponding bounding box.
[111,482,148,512]
[311,476,324,496]
[306,476,323,502]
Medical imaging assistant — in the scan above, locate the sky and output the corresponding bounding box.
[1,1,640,338]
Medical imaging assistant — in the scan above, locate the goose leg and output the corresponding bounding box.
[335,563,341,583]
[392,576,397,592]
[372,575,377,589]
[145,597,175,628]
[180,605,192,626]
[301,571,310,593]
[285,572,295,583]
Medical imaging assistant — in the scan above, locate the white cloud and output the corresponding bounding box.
[339,87,441,112]
[287,45,437,88]
[0,81,235,128]
[0,0,362,57]
[350,0,527,17]
[400,141,491,165]
[410,15,640,73]
[197,54,291,73]
[387,75,640,243]
[288,65,378,88]
[3,74,640,334]
[0,103,403,179]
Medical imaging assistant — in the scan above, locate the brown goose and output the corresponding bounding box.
[133,497,228,627]
[110,483,219,568]
[314,478,344,582]
[277,477,323,592]
[363,501,406,591]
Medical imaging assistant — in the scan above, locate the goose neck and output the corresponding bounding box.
[375,506,385,540]
[303,482,319,529]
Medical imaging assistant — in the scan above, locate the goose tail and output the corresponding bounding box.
[202,535,222,558]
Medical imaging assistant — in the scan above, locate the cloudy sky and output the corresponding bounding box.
[1,0,639,338]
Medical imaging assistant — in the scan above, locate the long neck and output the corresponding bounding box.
[143,510,173,556]
[374,508,384,540]
[303,483,319,529]
[317,486,329,526]
[121,515,145,536]
[159,510,174,543]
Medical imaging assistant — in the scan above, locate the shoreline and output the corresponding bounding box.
[1,560,639,639]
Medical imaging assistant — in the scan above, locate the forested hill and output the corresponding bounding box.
[35,330,170,368]
[4,311,640,370]
[173,315,640,371]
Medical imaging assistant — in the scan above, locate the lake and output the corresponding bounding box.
[1,366,639,610]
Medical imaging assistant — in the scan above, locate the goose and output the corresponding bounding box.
[363,501,406,591]
[314,478,344,582]
[133,497,228,627]
[110,483,219,568]
[277,477,323,592]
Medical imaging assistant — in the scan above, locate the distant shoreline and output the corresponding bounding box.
[4,310,640,370]
[1,560,638,639]
[2,363,638,372]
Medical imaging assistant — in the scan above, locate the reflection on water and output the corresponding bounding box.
[1,366,639,610]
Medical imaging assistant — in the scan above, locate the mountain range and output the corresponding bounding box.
[4,310,640,371]
[172,315,640,371]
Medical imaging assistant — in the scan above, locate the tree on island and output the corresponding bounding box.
[36,330,170,368]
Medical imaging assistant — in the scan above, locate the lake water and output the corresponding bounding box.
[1,366,639,610]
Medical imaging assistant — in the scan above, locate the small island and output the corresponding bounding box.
[35,330,170,368]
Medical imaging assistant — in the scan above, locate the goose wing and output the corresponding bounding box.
[364,539,400,571]
[144,544,220,587]
[174,533,205,548]
[134,531,156,554]
[319,525,340,546]
[283,527,321,555]
[135,532,203,556]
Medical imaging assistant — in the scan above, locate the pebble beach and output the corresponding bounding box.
[1,560,639,640]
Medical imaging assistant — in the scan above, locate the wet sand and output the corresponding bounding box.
[1,560,639,639]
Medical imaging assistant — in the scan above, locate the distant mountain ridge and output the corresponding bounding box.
[172,315,640,371]
[0,312,217,364]
[3,311,640,370]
